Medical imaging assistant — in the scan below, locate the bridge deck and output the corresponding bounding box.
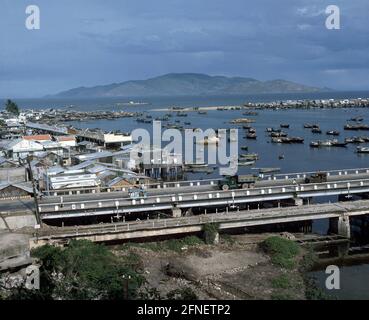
[31,200,369,247]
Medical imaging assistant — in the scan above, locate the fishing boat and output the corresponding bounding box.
[331,141,347,147]
[310,141,320,148]
[357,146,369,154]
[344,124,369,131]
[350,116,364,122]
[326,130,340,136]
[270,131,287,137]
[239,153,259,160]
[273,137,304,144]
[243,111,259,116]
[257,167,281,174]
[345,137,365,144]
[238,161,256,166]
[246,133,257,139]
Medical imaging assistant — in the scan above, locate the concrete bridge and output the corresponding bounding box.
[39,170,369,220]
[30,199,369,248]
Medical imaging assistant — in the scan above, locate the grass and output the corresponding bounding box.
[271,292,294,300]
[261,236,300,269]
[271,274,293,289]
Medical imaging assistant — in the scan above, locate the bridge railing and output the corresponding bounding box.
[38,177,369,214]
[263,167,369,180]
[37,201,354,238]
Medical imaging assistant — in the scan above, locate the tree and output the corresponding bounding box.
[7,240,145,300]
[5,99,20,116]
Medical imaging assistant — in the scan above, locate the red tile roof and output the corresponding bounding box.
[56,135,75,141]
[23,135,52,141]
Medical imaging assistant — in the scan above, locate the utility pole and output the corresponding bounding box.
[26,156,42,227]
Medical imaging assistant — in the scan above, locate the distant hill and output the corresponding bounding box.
[49,73,330,98]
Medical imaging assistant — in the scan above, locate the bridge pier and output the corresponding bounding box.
[171,207,182,218]
[329,215,351,239]
[293,197,303,206]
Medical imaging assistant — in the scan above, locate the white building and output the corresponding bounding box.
[45,169,100,190]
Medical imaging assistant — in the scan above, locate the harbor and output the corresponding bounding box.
[2,94,369,301]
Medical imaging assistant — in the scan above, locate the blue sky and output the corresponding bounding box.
[1,0,369,97]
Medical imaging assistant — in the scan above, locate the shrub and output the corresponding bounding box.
[166,287,198,300]
[271,274,293,289]
[261,236,300,269]
[26,240,145,300]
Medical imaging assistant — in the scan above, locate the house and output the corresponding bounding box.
[0,157,19,169]
[44,169,100,191]
[23,134,52,142]
[107,176,134,190]
[0,182,34,199]
[2,139,44,160]
[55,135,76,148]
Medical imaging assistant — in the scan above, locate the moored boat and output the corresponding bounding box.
[357,146,369,154]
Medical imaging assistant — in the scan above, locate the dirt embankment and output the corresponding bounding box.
[114,233,306,300]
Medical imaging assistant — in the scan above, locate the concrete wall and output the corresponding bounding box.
[0,213,36,231]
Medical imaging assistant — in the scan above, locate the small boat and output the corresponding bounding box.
[246,133,257,139]
[184,122,191,125]
[198,111,207,115]
[289,137,304,143]
[240,146,249,151]
[248,128,256,133]
[177,112,188,117]
[280,124,290,128]
[345,137,365,144]
[312,128,322,134]
[310,141,320,148]
[350,117,364,122]
[257,167,281,174]
[238,161,255,166]
[326,130,340,136]
[278,155,285,160]
[243,111,259,116]
[331,141,347,147]
[239,153,259,160]
[357,146,369,154]
[270,131,287,138]
[344,124,369,131]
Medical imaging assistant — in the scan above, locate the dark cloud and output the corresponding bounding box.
[0,0,368,97]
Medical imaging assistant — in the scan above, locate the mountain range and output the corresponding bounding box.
[49,73,331,98]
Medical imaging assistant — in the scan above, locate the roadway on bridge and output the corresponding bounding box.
[32,199,369,246]
[39,171,369,205]
[2,170,369,215]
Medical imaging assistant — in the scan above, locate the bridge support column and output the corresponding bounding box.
[293,197,303,206]
[329,215,351,238]
[171,207,182,218]
[184,208,193,217]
